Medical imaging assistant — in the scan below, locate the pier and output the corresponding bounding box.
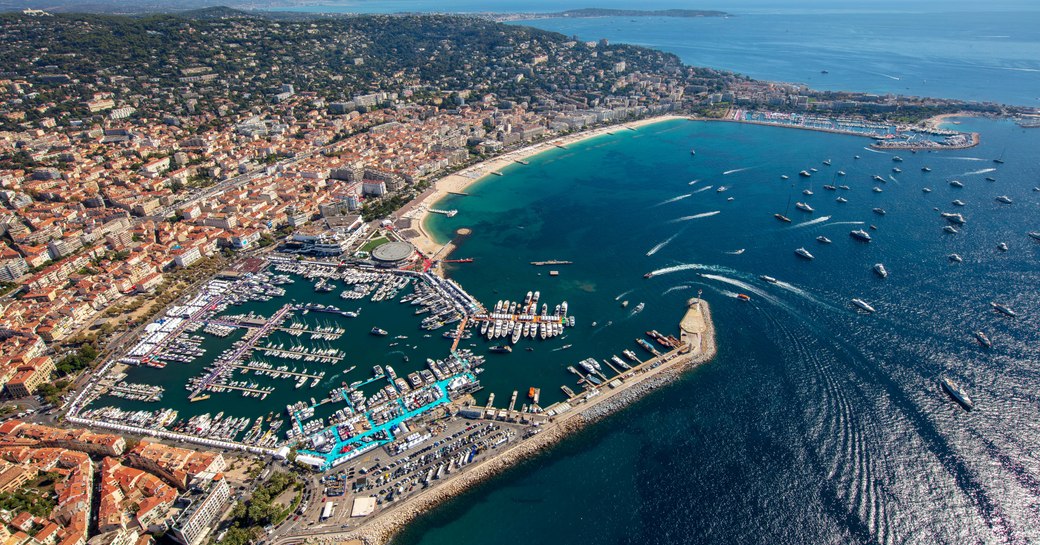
[428,208,458,217]
[204,383,275,396]
[229,363,324,380]
[258,345,344,363]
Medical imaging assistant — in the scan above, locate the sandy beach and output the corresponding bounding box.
[402,114,689,259]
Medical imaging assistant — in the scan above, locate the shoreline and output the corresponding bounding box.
[284,299,716,545]
[402,114,688,260]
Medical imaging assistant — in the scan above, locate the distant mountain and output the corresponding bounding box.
[553,8,730,18]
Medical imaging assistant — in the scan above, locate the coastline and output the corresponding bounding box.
[290,299,716,545]
[402,114,688,260]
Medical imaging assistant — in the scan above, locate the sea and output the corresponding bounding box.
[270,2,1040,543]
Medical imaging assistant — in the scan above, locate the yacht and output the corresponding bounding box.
[995,195,1013,204]
[837,171,847,177]
[892,167,902,173]
[922,187,932,193]
[985,176,996,182]
[717,186,728,193]
[940,376,974,410]
[838,184,850,190]
[873,263,888,278]
[836,196,848,203]
[851,298,876,313]
[850,229,872,242]
[949,180,964,188]
[781,174,789,180]
[990,302,1016,317]
[633,302,645,312]
[1030,232,1040,242]
[799,170,812,177]
[774,213,792,223]
[803,189,814,196]
[921,166,932,172]
[370,327,389,336]
[759,275,778,284]
[823,159,832,166]
[997,242,1008,252]
[873,207,886,215]
[816,236,832,244]
[794,248,815,260]
[795,202,814,212]
[943,225,959,234]
[873,187,883,193]
[952,199,966,207]
[948,253,963,263]
[873,175,886,182]
[854,155,861,159]
[892,156,903,162]
[940,212,966,224]
[823,185,836,191]
[974,331,992,348]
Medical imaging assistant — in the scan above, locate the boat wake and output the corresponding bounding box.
[662,285,692,296]
[774,281,843,312]
[647,262,740,277]
[692,185,713,193]
[647,230,683,256]
[959,167,997,176]
[723,167,753,175]
[945,156,986,161]
[725,249,745,255]
[862,147,888,154]
[654,193,692,207]
[867,71,901,81]
[688,179,701,186]
[700,273,785,307]
[824,221,866,227]
[669,210,720,223]
[789,215,832,229]
[614,289,633,301]
[888,175,899,184]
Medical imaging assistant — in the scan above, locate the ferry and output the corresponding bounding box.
[370,327,389,336]
[974,331,992,348]
[735,293,751,302]
[997,242,1008,252]
[873,263,888,278]
[872,207,886,215]
[943,225,959,234]
[795,202,814,213]
[799,170,812,177]
[850,229,872,242]
[995,195,1013,204]
[851,298,876,313]
[990,302,1016,317]
[949,180,964,188]
[816,236,832,244]
[489,345,512,354]
[948,253,963,263]
[774,213,792,223]
[836,196,848,203]
[940,376,974,410]
[794,248,815,260]
[759,275,778,284]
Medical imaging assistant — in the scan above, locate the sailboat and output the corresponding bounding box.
[775,184,793,222]
[993,148,1006,164]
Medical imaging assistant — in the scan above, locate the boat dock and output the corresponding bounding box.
[530,260,573,266]
[203,383,275,396]
[228,363,324,380]
[428,208,458,217]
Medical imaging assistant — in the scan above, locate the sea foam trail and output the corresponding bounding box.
[662,285,692,296]
[723,167,753,175]
[692,185,713,193]
[790,215,832,229]
[959,167,997,176]
[614,289,633,301]
[688,179,701,186]
[824,221,866,226]
[647,262,740,277]
[945,156,986,161]
[647,230,683,256]
[653,193,692,207]
[669,210,720,223]
[774,281,842,312]
[862,147,888,154]
[700,273,783,305]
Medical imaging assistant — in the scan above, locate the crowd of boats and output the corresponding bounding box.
[472,291,575,345]
[106,381,164,402]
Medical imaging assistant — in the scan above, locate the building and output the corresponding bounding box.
[0,421,125,456]
[4,356,55,398]
[168,473,230,545]
[126,441,225,490]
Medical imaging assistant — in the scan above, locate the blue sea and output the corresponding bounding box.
[264,2,1040,543]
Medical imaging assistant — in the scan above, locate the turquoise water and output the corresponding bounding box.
[390,118,1040,544]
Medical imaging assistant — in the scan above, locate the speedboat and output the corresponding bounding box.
[850,229,872,242]
[873,207,886,215]
[997,242,1008,251]
[795,202,814,212]
[735,293,751,302]
[759,275,778,284]
[995,195,1013,204]
[851,298,876,313]
[836,196,848,203]
[816,236,832,244]
[717,186,728,193]
[990,302,1016,317]
[940,376,974,410]
[873,263,888,278]
[949,180,964,188]
[943,225,959,234]
[795,248,815,260]
[974,331,992,348]
[948,253,963,263]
